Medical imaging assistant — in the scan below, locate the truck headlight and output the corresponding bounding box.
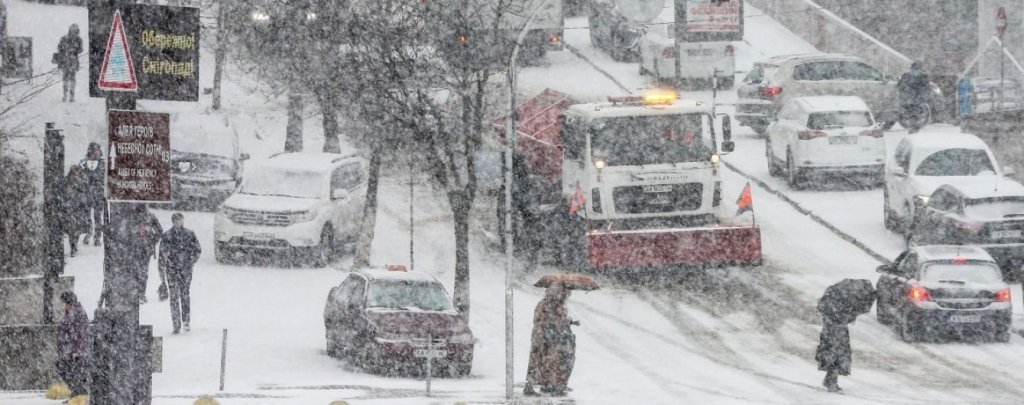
[914,194,930,207]
[594,159,606,169]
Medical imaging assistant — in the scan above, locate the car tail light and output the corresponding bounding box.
[860,128,884,138]
[662,47,675,59]
[908,285,932,302]
[759,86,783,97]
[724,45,735,57]
[797,130,827,140]
[995,288,1011,302]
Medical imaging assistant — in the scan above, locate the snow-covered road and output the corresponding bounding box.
[3,1,1024,404]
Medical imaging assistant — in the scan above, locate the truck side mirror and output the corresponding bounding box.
[720,114,732,142]
[721,141,735,153]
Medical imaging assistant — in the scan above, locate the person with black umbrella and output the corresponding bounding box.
[815,279,876,393]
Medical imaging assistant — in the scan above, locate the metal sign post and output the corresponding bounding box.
[414,335,447,397]
[997,7,1007,110]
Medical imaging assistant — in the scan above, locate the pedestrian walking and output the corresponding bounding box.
[897,61,932,134]
[97,204,161,309]
[159,212,201,334]
[524,284,576,396]
[62,165,91,257]
[79,142,107,247]
[55,24,83,102]
[56,291,90,400]
[815,279,876,393]
[138,209,162,304]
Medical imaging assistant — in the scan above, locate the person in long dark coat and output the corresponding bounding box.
[897,61,931,134]
[56,24,83,102]
[159,212,201,334]
[79,142,107,246]
[62,165,91,257]
[57,291,89,398]
[524,285,576,396]
[815,316,852,392]
[98,204,161,309]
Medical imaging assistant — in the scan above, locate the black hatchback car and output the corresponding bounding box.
[323,266,475,376]
[911,181,1024,280]
[876,245,1012,343]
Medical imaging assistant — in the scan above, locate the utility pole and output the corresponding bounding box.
[42,123,65,324]
[212,0,226,110]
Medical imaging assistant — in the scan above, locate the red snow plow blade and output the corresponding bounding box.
[587,225,762,268]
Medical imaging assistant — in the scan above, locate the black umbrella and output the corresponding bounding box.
[818,279,876,325]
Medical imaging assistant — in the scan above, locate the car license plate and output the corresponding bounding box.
[992,230,1022,239]
[650,195,672,205]
[643,185,673,193]
[949,314,981,323]
[414,349,448,358]
[243,232,274,241]
[828,136,857,145]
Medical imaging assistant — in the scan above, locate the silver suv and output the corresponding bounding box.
[736,53,899,136]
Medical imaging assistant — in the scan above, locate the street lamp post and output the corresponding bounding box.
[504,0,553,398]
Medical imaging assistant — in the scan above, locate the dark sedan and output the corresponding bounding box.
[876,245,1012,343]
[323,266,475,376]
[911,181,1024,280]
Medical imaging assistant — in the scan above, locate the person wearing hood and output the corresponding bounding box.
[56,291,90,399]
[62,165,91,257]
[56,24,83,102]
[897,61,932,134]
[524,284,577,396]
[79,142,107,246]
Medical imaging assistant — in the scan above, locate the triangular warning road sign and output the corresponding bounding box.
[98,10,137,92]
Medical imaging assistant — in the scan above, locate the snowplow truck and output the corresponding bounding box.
[506,89,762,271]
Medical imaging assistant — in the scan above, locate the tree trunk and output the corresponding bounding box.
[353,144,382,268]
[285,91,304,152]
[318,89,341,153]
[212,0,227,111]
[450,190,472,321]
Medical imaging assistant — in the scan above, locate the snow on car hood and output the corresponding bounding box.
[912,175,997,197]
[222,193,319,213]
[366,308,467,335]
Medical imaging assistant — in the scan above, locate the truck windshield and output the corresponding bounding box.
[240,168,326,199]
[590,114,711,166]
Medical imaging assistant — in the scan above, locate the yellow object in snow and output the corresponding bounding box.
[67,394,89,405]
[193,395,220,405]
[45,382,71,400]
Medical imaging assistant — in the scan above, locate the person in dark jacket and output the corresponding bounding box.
[524,285,576,396]
[98,204,161,309]
[56,24,83,102]
[62,165,91,257]
[897,61,932,134]
[57,291,89,398]
[80,142,107,246]
[160,212,201,334]
[815,315,852,392]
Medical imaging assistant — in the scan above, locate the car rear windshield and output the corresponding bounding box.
[792,60,884,81]
[921,262,1003,284]
[239,168,326,199]
[914,149,995,176]
[964,196,1024,220]
[806,111,873,130]
[367,280,454,312]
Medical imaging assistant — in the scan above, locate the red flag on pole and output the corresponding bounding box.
[736,182,753,216]
[569,183,587,214]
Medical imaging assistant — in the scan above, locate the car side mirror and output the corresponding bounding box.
[1004,166,1015,177]
[876,264,895,274]
[719,114,732,142]
[332,188,350,201]
[240,153,251,161]
[721,141,735,153]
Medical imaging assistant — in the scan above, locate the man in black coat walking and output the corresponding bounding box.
[897,61,932,134]
[160,213,201,334]
[57,291,90,398]
[80,142,107,247]
[56,24,83,102]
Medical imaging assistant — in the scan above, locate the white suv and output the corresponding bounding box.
[766,96,885,189]
[214,152,367,267]
[884,132,1005,234]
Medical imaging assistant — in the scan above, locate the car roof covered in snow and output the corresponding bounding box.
[357,267,441,284]
[792,96,870,112]
[902,132,990,151]
[256,152,361,173]
[936,178,1024,200]
[914,245,996,264]
[758,53,862,66]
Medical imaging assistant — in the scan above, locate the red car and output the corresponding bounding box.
[323,266,475,376]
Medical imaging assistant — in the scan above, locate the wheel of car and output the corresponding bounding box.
[325,327,340,358]
[766,140,782,177]
[215,243,234,264]
[786,151,803,190]
[898,313,919,343]
[312,227,334,268]
[875,298,893,325]
[883,191,899,231]
[995,324,1012,343]
[750,122,768,137]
